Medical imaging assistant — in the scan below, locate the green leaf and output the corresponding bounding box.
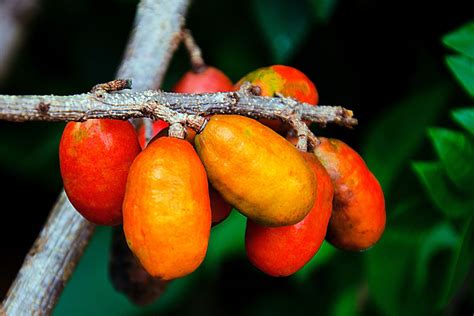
[366,229,418,316]
[253,0,312,63]
[412,161,474,218]
[439,215,474,308]
[445,55,474,98]
[414,222,458,291]
[443,21,474,59]
[451,107,474,135]
[330,286,358,316]
[308,0,338,24]
[292,241,337,283]
[428,128,474,193]
[362,83,452,193]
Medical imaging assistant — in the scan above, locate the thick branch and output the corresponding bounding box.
[116,0,188,90]
[1,0,191,314]
[0,90,357,128]
[0,0,37,82]
[0,192,95,316]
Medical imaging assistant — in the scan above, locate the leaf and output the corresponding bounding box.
[451,107,474,135]
[439,215,474,308]
[428,128,474,193]
[330,286,358,316]
[308,0,338,24]
[253,0,312,63]
[366,229,418,316]
[412,161,474,218]
[445,55,474,98]
[292,241,337,283]
[443,21,474,59]
[362,83,452,193]
[414,222,458,291]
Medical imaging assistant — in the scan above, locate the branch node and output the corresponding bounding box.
[238,81,261,96]
[36,102,50,115]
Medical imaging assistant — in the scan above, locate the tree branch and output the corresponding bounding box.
[0,89,357,127]
[116,0,189,90]
[0,0,37,83]
[0,192,95,316]
[1,0,191,313]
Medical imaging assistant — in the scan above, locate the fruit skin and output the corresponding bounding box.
[195,114,317,227]
[141,126,229,225]
[59,119,140,225]
[123,137,211,280]
[173,66,234,93]
[209,187,232,225]
[313,138,386,251]
[245,152,334,276]
[235,65,319,132]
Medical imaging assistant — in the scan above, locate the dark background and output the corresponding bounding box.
[0,0,473,315]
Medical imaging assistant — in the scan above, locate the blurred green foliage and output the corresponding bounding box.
[0,0,473,315]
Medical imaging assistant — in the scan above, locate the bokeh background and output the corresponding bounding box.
[0,0,473,315]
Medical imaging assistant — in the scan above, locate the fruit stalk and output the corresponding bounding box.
[181,28,206,72]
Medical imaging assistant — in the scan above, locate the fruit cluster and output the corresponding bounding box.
[59,64,385,280]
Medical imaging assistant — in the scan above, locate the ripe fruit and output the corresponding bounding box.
[173,66,234,93]
[195,115,317,226]
[313,138,386,251]
[245,153,334,276]
[235,65,319,132]
[209,187,232,225]
[123,137,211,280]
[59,119,140,225]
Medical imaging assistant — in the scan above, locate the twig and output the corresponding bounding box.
[181,29,206,72]
[0,88,357,129]
[1,0,191,313]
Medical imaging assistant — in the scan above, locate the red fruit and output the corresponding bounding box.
[313,138,386,251]
[209,187,232,225]
[173,66,234,93]
[245,153,334,277]
[235,65,319,132]
[137,120,169,149]
[59,119,140,225]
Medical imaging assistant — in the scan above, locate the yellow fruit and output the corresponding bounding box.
[123,137,211,280]
[195,115,316,226]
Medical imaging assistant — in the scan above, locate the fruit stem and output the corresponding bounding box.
[181,28,207,73]
[169,122,186,139]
